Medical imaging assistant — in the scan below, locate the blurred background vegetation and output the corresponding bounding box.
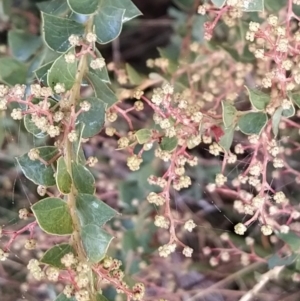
[1,0,300,301]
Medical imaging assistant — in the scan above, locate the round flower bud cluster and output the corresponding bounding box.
[234,223,247,235]
[227,153,237,164]
[127,154,143,171]
[80,101,91,112]
[184,219,196,232]
[46,267,60,282]
[25,239,37,250]
[11,108,23,120]
[105,126,116,136]
[158,243,176,257]
[61,253,77,268]
[19,208,29,220]
[209,257,219,267]
[220,251,230,262]
[53,111,64,122]
[273,157,284,168]
[273,191,287,204]
[241,253,250,266]
[249,162,262,176]
[148,175,167,188]
[75,289,90,301]
[234,143,244,154]
[0,98,8,110]
[90,58,106,70]
[37,185,47,196]
[209,142,223,156]
[106,111,118,122]
[173,175,191,190]
[0,84,9,97]
[27,259,44,280]
[0,248,9,261]
[65,52,76,64]
[75,270,90,289]
[63,285,74,298]
[54,83,66,94]
[261,224,273,236]
[147,192,166,206]
[248,134,259,144]
[187,135,201,149]
[86,156,98,167]
[183,246,193,257]
[68,34,80,46]
[155,148,172,162]
[154,215,170,229]
[133,89,144,100]
[215,173,227,187]
[47,125,60,137]
[132,283,145,301]
[118,137,130,149]
[252,196,264,208]
[134,100,144,111]
[86,32,97,43]
[12,84,26,97]
[68,130,78,142]
[151,88,164,105]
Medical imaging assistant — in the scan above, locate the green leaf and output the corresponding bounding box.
[24,115,48,139]
[268,254,297,269]
[54,293,76,301]
[76,193,117,227]
[290,93,300,108]
[110,0,142,22]
[87,49,110,83]
[119,180,144,213]
[8,30,42,62]
[76,97,106,138]
[47,48,77,90]
[211,0,226,8]
[222,101,237,128]
[34,61,53,84]
[16,146,58,186]
[264,0,285,11]
[282,103,295,118]
[160,136,178,152]
[238,112,268,135]
[157,47,178,73]
[172,0,194,10]
[243,0,264,12]
[71,162,95,194]
[87,73,118,108]
[42,13,85,52]
[122,229,138,253]
[245,86,270,111]
[71,122,86,164]
[272,107,283,138]
[135,129,152,144]
[96,294,109,301]
[56,157,72,194]
[125,63,143,85]
[32,197,73,235]
[0,57,27,86]
[219,125,234,151]
[81,225,113,263]
[67,0,99,14]
[37,0,70,16]
[276,231,300,252]
[40,244,75,269]
[94,6,125,44]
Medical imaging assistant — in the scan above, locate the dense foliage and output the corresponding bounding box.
[1,0,300,300]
